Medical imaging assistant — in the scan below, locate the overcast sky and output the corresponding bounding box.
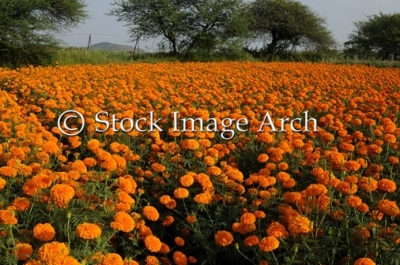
[56,0,400,51]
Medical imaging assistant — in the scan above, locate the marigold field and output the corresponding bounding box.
[0,62,400,265]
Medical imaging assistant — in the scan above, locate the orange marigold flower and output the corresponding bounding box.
[346,195,363,208]
[181,139,200,150]
[12,243,33,261]
[214,230,234,246]
[240,212,256,225]
[33,223,56,241]
[388,156,399,164]
[37,242,69,264]
[144,235,162,252]
[174,187,190,199]
[50,184,75,208]
[163,215,175,227]
[173,251,188,265]
[160,195,171,205]
[288,216,312,235]
[254,210,266,219]
[151,162,166,173]
[305,184,328,197]
[143,205,160,221]
[186,215,196,223]
[0,166,17,177]
[344,161,361,172]
[377,179,396,193]
[244,235,259,247]
[257,153,269,163]
[0,209,18,225]
[179,174,195,187]
[76,223,102,240]
[101,253,124,265]
[354,257,376,265]
[207,166,222,176]
[145,255,159,265]
[175,236,185,246]
[83,157,97,167]
[376,199,400,217]
[266,222,289,238]
[358,177,378,192]
[111,211,135,232]
[11,197,31,211]
[258,236,279,252]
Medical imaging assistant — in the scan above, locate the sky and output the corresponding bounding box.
[56,0,400,51]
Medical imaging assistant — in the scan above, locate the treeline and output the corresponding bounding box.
[0,0,399,68]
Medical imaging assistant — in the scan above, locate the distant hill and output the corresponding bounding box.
[89,42,146,53]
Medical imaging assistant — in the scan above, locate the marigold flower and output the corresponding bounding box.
[174,187,190,199]
[33,223,56,241]
[0,209,18,225]
[346,195,363,208]
[175,236,185,246]
[144,235,162,252]
[354,257,376,265]
[179,174,195,187]
[244,235,259,247]
[151,162,166,173]
[173,251,188,265]
[162,215,174,227]
[186,215,196,223]
[12,197,31,211]
[12,243,33,261]
[0,166,18,177]
[240,212,256,225]
[376,199,400,217]
[50,184,75,208]
[181,139,200,150]
[37,242,69,264]
[101,253,124,265]
[258,236,279,252]
[143,205,160,221]
[207,166,222,176]
[76,223,102,240]
[377,179,396,193]
[266,222,289,238]
[145,255,159,265]
[288,216,312,235]
[257,153,269,163]
[111,211,135,232]
[214,230,234,246]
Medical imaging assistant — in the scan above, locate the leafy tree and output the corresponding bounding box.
[0,0,88,67]
[344,12,400,60]
[107,0,252,57]
[248,0,336,56]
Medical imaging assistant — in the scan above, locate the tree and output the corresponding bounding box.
[107,0,252,57]
[344,12,400,60]
[0,0,88,67]
[248,0,336,55]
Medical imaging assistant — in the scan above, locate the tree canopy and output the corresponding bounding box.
[0,0,88,67]
[248,0,336,55]
[107,0,252,57]
[344,12,400,60]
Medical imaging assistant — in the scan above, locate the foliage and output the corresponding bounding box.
[248,0,336,55]
[107,0,252,56]
[344,12,400,60]
[0,0,88,67]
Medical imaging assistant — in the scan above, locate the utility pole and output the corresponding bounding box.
[87,34,92,50]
